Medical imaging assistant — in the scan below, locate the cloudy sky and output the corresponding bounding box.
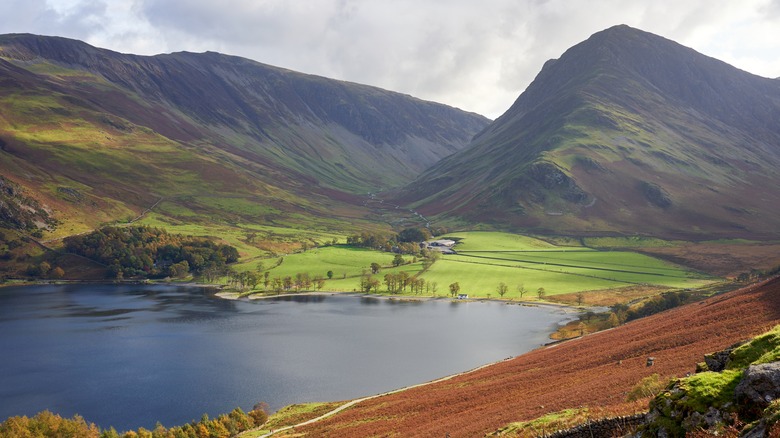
[2,0,779,118]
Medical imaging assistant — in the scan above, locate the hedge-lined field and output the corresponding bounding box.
[251,231,714,298]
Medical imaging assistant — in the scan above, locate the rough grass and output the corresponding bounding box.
[673,370,742,413]
[239,402,346,436]
[726,325,780,369]
[492,408,589,437]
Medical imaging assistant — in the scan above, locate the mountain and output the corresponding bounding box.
[0,34,489,236]
[395,25,780,240]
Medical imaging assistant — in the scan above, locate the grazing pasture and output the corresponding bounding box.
[252,231,713,298]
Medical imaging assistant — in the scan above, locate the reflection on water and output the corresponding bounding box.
[269,294,327,304]
[0,284,571,432]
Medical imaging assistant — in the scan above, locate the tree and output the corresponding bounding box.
[51,266,65,279]
[326,270,334,279]
[272,277,283,294]
[607,312,620,328]
[449,282,460,297]
[576,292,585,306]
[398,271,410,292]
[517,283,527,298]
[245,271,259,290]
[168,260,190,278]
[370,262,381,274]
[39,261,51,277]
[397,227,429,243]
[384,273,397,293]
[537,287,546,300]
[249,402,269,426]
[497,282,508,298]
[392,254,405,267]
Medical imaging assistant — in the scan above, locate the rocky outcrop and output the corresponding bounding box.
[641,326,780,437]
[639,181,672,209]
[704,341,746,372]
[736,363,780,414]
[543,414,646,438]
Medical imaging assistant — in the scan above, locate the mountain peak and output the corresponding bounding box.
[397,26,780,239]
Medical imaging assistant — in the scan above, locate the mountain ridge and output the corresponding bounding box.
[0,33,489,237]
[395,25,780,239]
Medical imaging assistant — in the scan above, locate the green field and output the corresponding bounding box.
[248,231,715,298]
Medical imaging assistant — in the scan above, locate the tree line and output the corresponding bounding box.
[612,290,695,322]
[346,227,433,255]
[64,226,239,280]
[359,270,438,295]
[0,404,268,438]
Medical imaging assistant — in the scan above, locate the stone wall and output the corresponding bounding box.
[541,414,646,438]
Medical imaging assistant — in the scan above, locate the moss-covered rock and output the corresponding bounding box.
[641,325,780,437]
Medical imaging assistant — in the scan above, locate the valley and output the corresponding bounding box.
[2,23,780,438]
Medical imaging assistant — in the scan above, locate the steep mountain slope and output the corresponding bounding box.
[397,25,780,240]
[0,34,488,236]
[294,277,780,437]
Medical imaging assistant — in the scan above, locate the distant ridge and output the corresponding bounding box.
[0,33,489,233]
[395,25,780,239]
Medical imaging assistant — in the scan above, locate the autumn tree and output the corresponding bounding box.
[537,287,546,300]
[51,266,65,279]
[392,254,405,267]
[497,282,508,298]
[370,262,381,274]
[39,261,51,277]
[314,275,325,291]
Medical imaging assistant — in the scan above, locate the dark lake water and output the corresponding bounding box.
[0,284,573,431]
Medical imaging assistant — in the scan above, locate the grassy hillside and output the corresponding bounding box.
[288,276,780,436]
[0,34,489,280]
[395,25,780,240]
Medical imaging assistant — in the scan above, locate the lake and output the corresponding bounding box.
[0,284,573,431]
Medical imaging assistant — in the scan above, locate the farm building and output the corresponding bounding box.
[423,239,457,254]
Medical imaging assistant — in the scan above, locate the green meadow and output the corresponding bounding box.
[247,231,714,298]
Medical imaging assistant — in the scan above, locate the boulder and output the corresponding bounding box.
[704,349,731,372]
[735,362,780,411]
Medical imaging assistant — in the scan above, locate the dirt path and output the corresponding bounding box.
[246,358,514,437]
[294,277,780,437]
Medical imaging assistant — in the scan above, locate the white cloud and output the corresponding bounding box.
[4,0,780,117]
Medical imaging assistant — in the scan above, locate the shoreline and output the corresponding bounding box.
[0,278,224,290]
[216,289,586,313]
[3,280,586,315]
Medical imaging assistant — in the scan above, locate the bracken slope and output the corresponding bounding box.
[292,277,780,437]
